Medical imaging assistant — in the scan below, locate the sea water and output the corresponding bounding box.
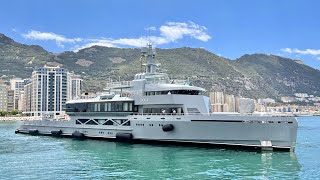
[0,117,319,179]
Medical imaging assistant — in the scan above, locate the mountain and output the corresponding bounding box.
[232,54,320,98]
[1,33,320,99]
[0,33,54,78]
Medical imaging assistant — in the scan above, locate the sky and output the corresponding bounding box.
[0,0,320,69]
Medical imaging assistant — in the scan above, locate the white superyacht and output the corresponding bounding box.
[17,44,298,151]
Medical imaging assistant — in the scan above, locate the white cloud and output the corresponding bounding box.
[280,48,293,53]
[112,36,170,47]
[160,21,211,42]
[23,30,82,46]
[21,21,211,51]
[281,48,320,56]
[112,37,148,47]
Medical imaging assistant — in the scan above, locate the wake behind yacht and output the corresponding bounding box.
[16,44,298,151]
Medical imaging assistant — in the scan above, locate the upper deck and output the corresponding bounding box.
[68,44,210,115]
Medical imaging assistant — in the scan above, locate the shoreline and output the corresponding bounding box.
[0,116,42,122]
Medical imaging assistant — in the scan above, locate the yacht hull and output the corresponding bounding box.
[16,114,298,151]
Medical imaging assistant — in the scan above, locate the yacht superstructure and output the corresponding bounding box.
[16,44,298,151]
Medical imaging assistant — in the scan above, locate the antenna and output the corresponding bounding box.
[145,26,153,46]
[148,28,151,45]
[140,56,143,73]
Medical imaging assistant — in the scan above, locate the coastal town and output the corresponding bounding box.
[0,66,82,121]
[210,91,320,115]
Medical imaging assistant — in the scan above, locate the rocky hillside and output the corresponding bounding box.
[1,33,320,99]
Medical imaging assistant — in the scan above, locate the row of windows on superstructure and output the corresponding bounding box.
[144,90,201,96]
[143,107,184,114]
[67,101,138,112]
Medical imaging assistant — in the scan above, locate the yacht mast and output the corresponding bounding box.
[141,44,157,74]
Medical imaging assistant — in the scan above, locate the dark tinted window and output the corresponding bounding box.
[67,101,135,112]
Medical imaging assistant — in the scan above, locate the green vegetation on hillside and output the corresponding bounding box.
[1,33,320,98]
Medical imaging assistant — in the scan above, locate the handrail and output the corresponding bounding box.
[132,113,230,116]
[133,113,185,116]
[131,113,295,117]
[106,81,132,88]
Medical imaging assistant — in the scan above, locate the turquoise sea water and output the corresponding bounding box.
[0,117,319,179]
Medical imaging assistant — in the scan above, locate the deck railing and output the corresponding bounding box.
[132,113,295,117]
[132,113,236,116]
[105,81,132,89]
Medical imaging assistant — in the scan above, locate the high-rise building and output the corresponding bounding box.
[210,92,224,112]
[224,94,236,112]
[0,82,18,112]
[209,91,239,112]
[25,66,82,117]
[7,90,15,111]
[24,83,32,113]
[18,91,25,112]
[69,74,83,100]
[210,92,224,105]
[235,96,240,112]
[10,78,25,109]
[0,83,8,111]
[10,78,24,92]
